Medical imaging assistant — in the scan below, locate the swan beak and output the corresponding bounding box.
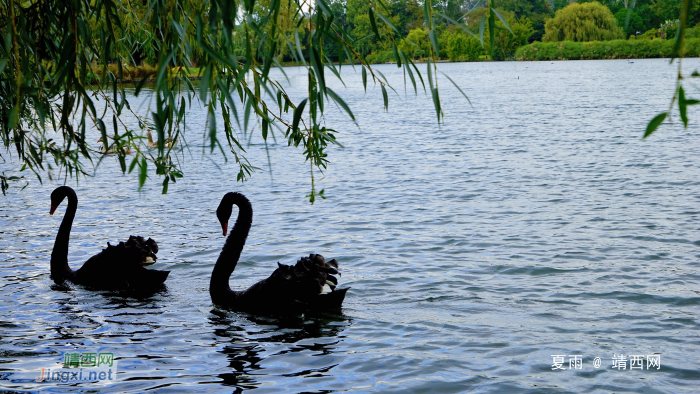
[222,222,228,236]
[50,205,57,215]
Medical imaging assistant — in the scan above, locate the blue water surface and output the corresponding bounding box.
[1,58,699,393]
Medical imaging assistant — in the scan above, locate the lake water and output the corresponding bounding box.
[1,58,699,393]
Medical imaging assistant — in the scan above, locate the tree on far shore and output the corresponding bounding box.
[614,8,644,37]
[543,2,624,42]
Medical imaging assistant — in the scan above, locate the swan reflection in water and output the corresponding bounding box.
[25,291,349,392]
[50,288,169,341]
[209,308,351,392]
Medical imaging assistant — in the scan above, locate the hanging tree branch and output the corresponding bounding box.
[0,0,463,201]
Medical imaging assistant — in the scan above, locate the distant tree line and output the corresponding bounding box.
[272,0,700,63]
[103,0,698,65]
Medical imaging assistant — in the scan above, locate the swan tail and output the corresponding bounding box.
[131,268,170,288]
[263,254,347,310]
[293,254,342,293]
[313,287,349,309]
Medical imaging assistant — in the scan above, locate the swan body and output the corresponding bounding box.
[49,186,170,290]
[96,138,132,154]
[146,130,174,149]
[209,192,349,313]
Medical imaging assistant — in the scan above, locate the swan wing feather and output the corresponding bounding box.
[74,235,169,290]
[241,254,347,310]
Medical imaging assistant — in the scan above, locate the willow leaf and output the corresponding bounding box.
[644,112,667,138]
[292,98,308,132]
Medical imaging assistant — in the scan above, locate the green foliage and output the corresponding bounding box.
[660,19,680,39]
[614,8,644,37]
[389,0,424,35]
[660,20,700,40]
[552,0,569,11]
[528,14,550,42]
[398,28,433,59]
[489,0,697,41]
[685,26,700,39]
[652,0,692,28]
[494,0,552,41]
[638,28,662,40]
[366,50,397,63]
[634,3,661,35]
[446,31,484,61]
[484,17,535,60]
[516,37,700,60]
[543,2,624,42]
[254,0,304,62]
[346,0,401,56]
[495,0,552,17]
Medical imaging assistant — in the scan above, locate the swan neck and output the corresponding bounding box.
[51,188,77,281]
[210,193,253,300]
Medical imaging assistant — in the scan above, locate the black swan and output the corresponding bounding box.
[49,186,170,290]
[209,192,349,313]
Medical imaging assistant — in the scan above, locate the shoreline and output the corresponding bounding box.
[90,41,700,85]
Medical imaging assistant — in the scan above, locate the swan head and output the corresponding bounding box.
[216,192,250,236]
[50,186,75,215]
[216,193,235,236]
